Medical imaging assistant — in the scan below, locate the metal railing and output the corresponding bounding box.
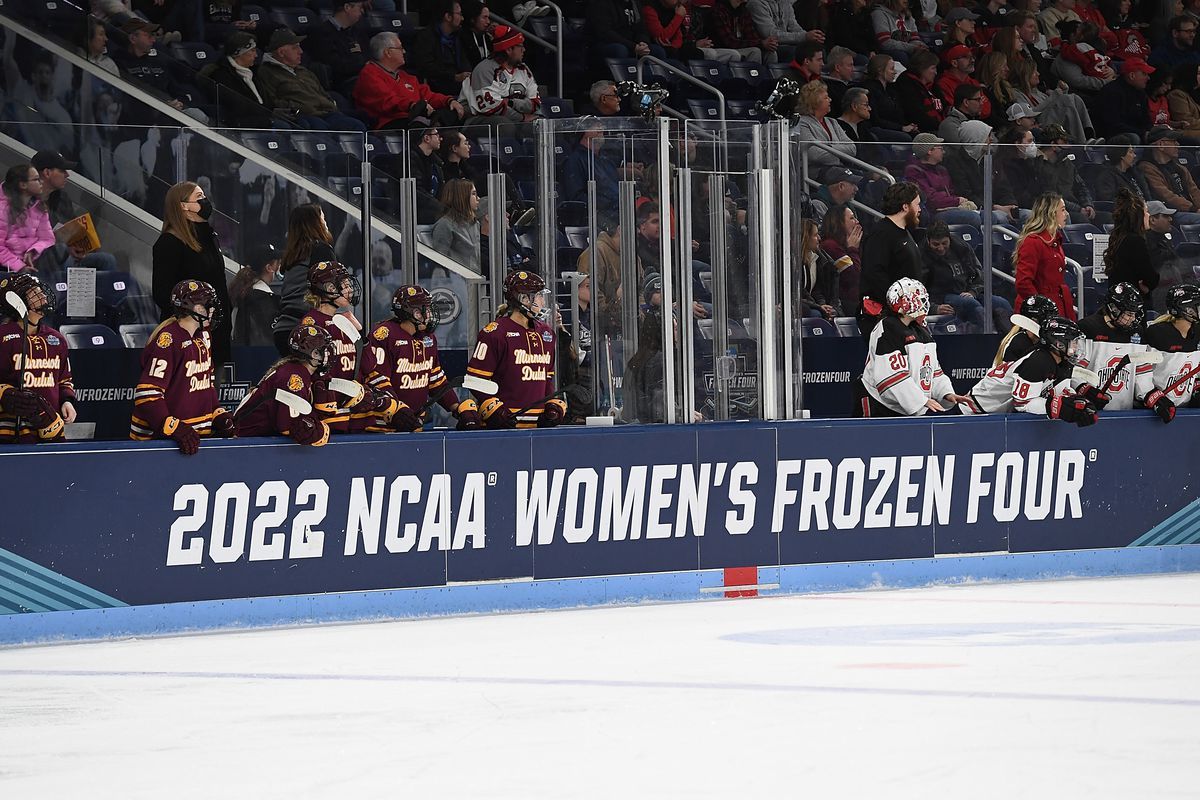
[637,56,725,125]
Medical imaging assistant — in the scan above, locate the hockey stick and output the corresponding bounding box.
[1097,350,1162,394]
[6,290,28,432]
[1009,314,1040,336]
[462,374,501,396]
[1162,360,1200,397]
[274,389,313,417]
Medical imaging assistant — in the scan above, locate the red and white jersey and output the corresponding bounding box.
[1076,313,1154,410]
[466,314,556,426]
[0,320,74,442]
[1144,319,1200,407]
[862,316,955,416]
[300,308,360,431]
[463,58,540,119]
[962,349,1074,415]
[130,320,219,440]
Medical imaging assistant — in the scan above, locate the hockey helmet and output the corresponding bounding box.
[170,279,220,326]
[1166,283,1200,324]
[1020,295,1059,328]
[503,269,549,323]
[307,260,361,306]
[886,277,930,321]
[1040,316,1086,364]
[1102,282,1143,332]
[0,272,54,319]
[391,284,438,331]
[289,323,334,376]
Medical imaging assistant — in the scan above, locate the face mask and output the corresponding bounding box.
[197,197,214,220]
[1018,142,1038,158]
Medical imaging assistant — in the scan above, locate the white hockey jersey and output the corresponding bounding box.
[862,317,956,415]
[961,349,1073,415]
[1076,313,1154,410]
[1144,319,1200,407]
[462,58,541,121]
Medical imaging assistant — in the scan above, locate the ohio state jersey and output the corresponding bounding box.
[301,309,360,431]
[1076,313,1154,410]
[1144,320,1200,407]
[358,320,455,428]
[961,349,1074,415]
[0,320,74,443]
[862,317,955,416]
[130,320,219,440]
[234,361,318,439]
[466,314,556,426]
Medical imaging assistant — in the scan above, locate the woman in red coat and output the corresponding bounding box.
[1014,192,1076,320]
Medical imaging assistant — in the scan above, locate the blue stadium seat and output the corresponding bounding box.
[240,4,267,24]
[833,316,860,337]
[687,99,721,120]
[290,132,336,170]
[509,155,536,181]
[327,176,364,201]
[240,130,288,157]
[726,100,759,120]
[947,224,981,246]
[528,16,559,41]
[557,201,588,227]
[801,318,838,337]
[767,62,791,79]
[1062,223,1102,244]
[729,62,769,87]
[556,246,584,273]
[564,226,589,249]
[365,11,418,35]
[541,97,574,118]
[168,42,218,72]
[687,60,734,84]
[119,323,157,350]
[269,6,317,31]
[61,324,122,350]
[1179,224,1200,243]
[96,272,139,309]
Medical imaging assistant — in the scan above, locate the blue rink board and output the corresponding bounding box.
[2,545,1198,646]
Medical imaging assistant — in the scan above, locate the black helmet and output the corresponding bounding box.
[503,269,548,322]
[1166,283,1200,324]
[307,260,361,306]
[288,323,334,376]
[1102,282,1143,332]
[391,284,437,331]
[1040,316,1086,364]
[0,272,54,319]
[1020,295,1059,328]
[170,279,220,326]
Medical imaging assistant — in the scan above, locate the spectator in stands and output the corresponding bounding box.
[858,181,926,334]
[562,123,621,208]
[942,7,982,48]
[462,26,541,129]
[834,87,875,145]
[1007,12,1055,89]
[1147,67,1176,128]
[440,131,482,193]
[1151,15,1200,69]
[821,203,863,313]
[1034,124,1104,223]
[862,54,918,137]
[828,0,878,55]
[793,81,857,166]
[871,0,925,63]
[1006,101,1041,134]
[304,0,370,92]
[229,244,281,347]
[891,50,944,132]
[585,81,624,116]
[1075,0,1120,52]
[132,0,202,43]
[202,0,258,50]
[110,19,209,124]
[1010,57,1098,144]
[977,0,1011,29]
[749,0,824,64]
[945,120,1023,224]
[204,32,274,130]
[256,29,368,131]
[460,0,494,67]
[1057,21,1115,83]
[797,219,841,319]
[577,212,637,332]
[31,150,119,277]
[1088,133,1150,201]
[1139,127,1200,221]
[939,84,984,143]
[635,201,664,273]
[1040,0,1081,38]
[823,46,857,111]
[79,15,119,76]
[711,0,773,63]
[152,181,232,366]
[976,52,1019,129]
[1168,64,1200,130]
[411,0,473,97]
[273,204,337,354]
[1103,189,1160,310]
[1146,199,1188,296]
[643,0,749,63]
[408,126,447,223]
[810,167,861,221]
[922,220,1013,330]
[1014,192,1075,319]
[937,45,990,119]
[588,0,660,61]
[0,165,53,273]
[784,40,825,83]
[1096,58,1154,140]
[904,133,980,224]
[431,179,483,270]
[354,34,466,130]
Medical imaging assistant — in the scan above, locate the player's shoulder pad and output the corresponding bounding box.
[875,316,915,355]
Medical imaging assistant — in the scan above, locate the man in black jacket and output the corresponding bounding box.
[1096,58,1154,141]
[1146,200,1186,308]
[410,0,473,96]
[922,221,1012,330]
[112,19,209,124]
[410,126,446,223]
[858,181,927,336]
[303,0,370,92]
[588,0,663,62]
[200,32,276,129]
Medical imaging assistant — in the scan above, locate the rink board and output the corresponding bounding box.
[1,412,1198,643]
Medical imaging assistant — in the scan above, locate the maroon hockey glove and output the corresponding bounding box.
[1048,394,1098,427]
[390,402,422,432]
[211,411,237,438]
[480,397,516,429]
[1143,390,1175,424]
[538,398,567,428]
[0,387,41,417]
[290,415,329,447]
[164,416,200,455]
[455,397,483,431]
[1075,383,1111,410]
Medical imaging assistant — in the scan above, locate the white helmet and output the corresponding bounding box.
[886,277,930,320]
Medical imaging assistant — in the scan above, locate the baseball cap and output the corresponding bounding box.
[912,132,945,159]
[31,150,77,171]
[944,7,980,24]
[942,44,973,63]
[821,166,863,186]
[1036,123,1070,144]
[1146,200,1177,216]
[224,31,258,57]
[1121,58,1155,75]
[266,28,306,50]
[1006,102,1041,121]
[1147,126,1183,143]
[120,18,162,35]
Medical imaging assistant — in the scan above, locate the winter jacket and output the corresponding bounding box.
[792,114,857,166]
[151,223,233,364]
[922,235,983,298]
[1166,89,1200,132]
[588,0,652,51]
[822,235,861,314]
[232,283,280,347]
[892,71,945,133]
[255,56,337,117]
[903,160,963,212]
[353,61,453,129]
[862,78,908,133]
[303,17,369,86]
[430,214,481,271]
[937,106,971,143]
[0,195,54,272]
[749,0,815,44]
[1139,156,1200,212]
[200,56,274,129]
[945,147,1018,209]
[410,24,473,96]
[577,229,638,329]
[1087,163,1150,203]
[1095,78,1150,140]
[1014,230,1076,320]
[273,241,336,338]
[1034,155,1094,212]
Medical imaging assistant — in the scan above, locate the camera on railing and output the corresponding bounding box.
[615,80,670,119]
[755,78,802,121]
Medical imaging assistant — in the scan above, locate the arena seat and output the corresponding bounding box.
[542,97,575,118]
[365,11,418,35]
[1062,223,1102,244]
[687,99,721,121]
[1179,224,1200,244]
[726,100,759,120]
[268,6,318,31]
[61,324,122,350]
[119,323,158,350]
[605,58,640,83]
[833,316,860,337]
[564,226,589,249]
[729,62,769,87]
[947,224,981,246]
[168,42,218,72]
[801,318,838,337]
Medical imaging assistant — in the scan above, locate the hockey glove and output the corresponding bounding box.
[211,410,237,438]
[1143,390,1176,424]
[455,397,483,431]
[538,397,567,428]
[34,396,63,440]
[1048,394,1098,427]
[290,415,330,447]
[1075,383,1111,410]
[391,402,422,432]
[163,416,200,455]
[0,386,41,417]
[480,397,517,429]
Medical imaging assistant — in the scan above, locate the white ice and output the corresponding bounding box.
[1,573,1199,799]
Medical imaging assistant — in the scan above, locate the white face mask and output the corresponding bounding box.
[1018,142,1038,158]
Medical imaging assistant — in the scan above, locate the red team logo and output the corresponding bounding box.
[919,354,932,392]
[1101,356,1128,392]
[1169,361,1195,399]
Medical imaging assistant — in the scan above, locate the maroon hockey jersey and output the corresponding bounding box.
[465,314,556,427]
[0,320,74,443]
[130,320,220,440]
[301,308,360,431]
[234,360,323,440]
[358,320,455,429]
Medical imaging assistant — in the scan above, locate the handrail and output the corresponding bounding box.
[992,268,1015,284]
[799,140,897,184]
[993,223,1086,317]
[0,13,474,279]
[490,3,564,98]
[636,55,725,125]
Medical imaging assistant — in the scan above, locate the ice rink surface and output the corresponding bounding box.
[2,573,1199,799]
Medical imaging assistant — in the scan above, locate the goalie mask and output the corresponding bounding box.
[0,272,54,319]
[392,284,438,331]
[1166,283,1200,325]
[886,277,930,321]
[170,279,220,326]
[1040,316,1085,364]
[308,260,361,307]
[1020,294,1059,329]
[289,323,334,376]
[503,269,549,324]
[1102,282,1143,332]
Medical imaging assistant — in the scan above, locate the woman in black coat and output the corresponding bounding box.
[229,244,282,347]
[201,32,276,130]
[152,180,232,367]
[1103,189,1160,308]
[862,53,918,136]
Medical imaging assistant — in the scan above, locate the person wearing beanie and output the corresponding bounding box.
[202,31,275,129]
[903,133,979,225]
[944,119,1022,224]
[462,24,541,128]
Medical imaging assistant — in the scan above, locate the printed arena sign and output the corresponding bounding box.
[0,414,1194,612]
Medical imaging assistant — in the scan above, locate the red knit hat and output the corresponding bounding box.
[492,25,525,53]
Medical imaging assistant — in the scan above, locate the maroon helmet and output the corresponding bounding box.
[503,269,547,321]
[391,284,438,330]
[170,279,220,325]
[288,323,334,375]
[307,260,361,306]
[0,272,54,318]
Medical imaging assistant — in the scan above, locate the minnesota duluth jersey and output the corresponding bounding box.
[0,320,74,442]
[131,321,219,440]
[234,361,318,439]
[301,309,359,431]
[466,315,555,426]
[862,317,955,416]
[962,349,1074,415]
[358,320,454,422]
[1145,320,1200,407]
[1076,313,1153,410]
